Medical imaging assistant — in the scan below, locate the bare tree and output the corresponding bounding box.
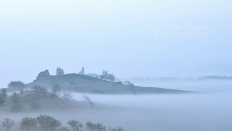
[56,67,65,75]
[124,81,136,95]
[1,118,14,131]
[67,120,83,131]
[62,92,73,100]
[85,122,96,131]
[83,95,94,109]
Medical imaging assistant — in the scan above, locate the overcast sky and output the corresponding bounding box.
[0,0,232,87]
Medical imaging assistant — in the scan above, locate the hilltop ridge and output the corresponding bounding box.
[26,73,189,94]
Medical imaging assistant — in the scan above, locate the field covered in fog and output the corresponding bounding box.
[1,80,232,131]
[1,0,231,130]
[132,80,232,93]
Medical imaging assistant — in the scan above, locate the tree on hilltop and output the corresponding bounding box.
[99,70,115,82]
[8,81,25,89]
[56,67,65,75]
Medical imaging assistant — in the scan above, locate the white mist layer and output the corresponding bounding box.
[1,81,232,131]
[72,93,232,131]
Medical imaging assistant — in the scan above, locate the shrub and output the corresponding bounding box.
[20,117,37,131]
[37,114,61,131]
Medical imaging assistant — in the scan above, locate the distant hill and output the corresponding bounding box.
[184,61,232,76]
[26,73,190,94]
[197,76,232,81]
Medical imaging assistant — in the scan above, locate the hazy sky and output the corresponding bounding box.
[0,0,232,87]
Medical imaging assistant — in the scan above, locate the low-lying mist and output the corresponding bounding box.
[71,93,232,131]
[1,80,232,131]
[132,80,232,93]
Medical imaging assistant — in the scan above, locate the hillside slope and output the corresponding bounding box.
[27,73,190,94]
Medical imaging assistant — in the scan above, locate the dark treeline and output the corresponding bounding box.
[0,84,75,112]
[1,115,125,131]
[0,86,126,131]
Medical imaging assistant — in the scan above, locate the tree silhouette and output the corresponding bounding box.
[62,92,73,100]
[99,70,108,80]
[1,118,14,131]
[32,86,48,97]
[96,123,106,131]
[7,81,25,89]
[56,67,65,75]
[107,74,115,82]
[85,122,96,131]
[20,117,37,131]
[83,95,94,109]
[99,70,116,81]
[37,115,61,131]
[67,120,83,131]
[1,88,7,99]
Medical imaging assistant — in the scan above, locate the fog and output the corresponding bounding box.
[72,93,232,131]
[0,0,232,130]
[71,81,232,131]
[1,80,232,131]
[132,80,232,93]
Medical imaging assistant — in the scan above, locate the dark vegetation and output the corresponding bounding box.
[0,87,125,130]
[0,88,7,107]
[1,115,125,131]
[0,67,191,131]
[0,85,78,113]
[7,81,26,91]
[1,118,14,131]
[0,85,125,131]
[56,67,65,76]
[20,67,188,94]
